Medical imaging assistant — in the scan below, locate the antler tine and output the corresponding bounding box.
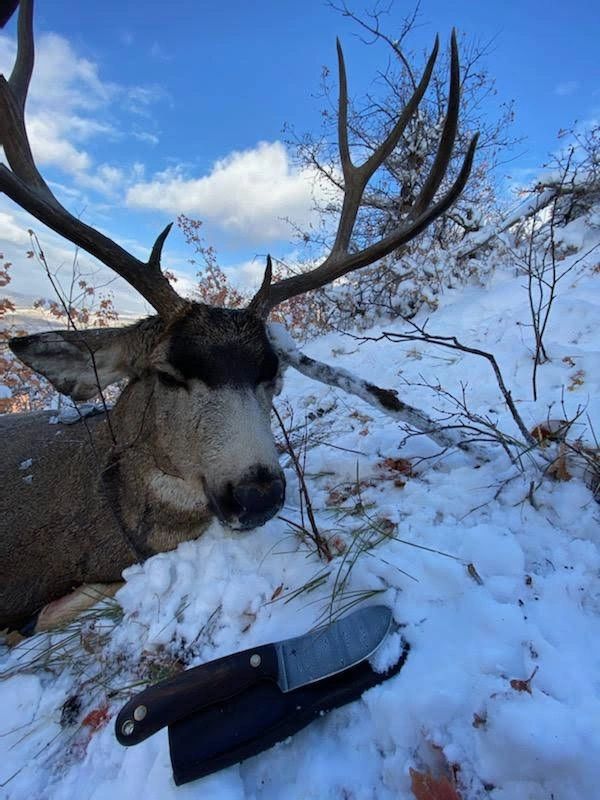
[1,0,47,195]
[261,31,478,313]
[336,39,352,181]
[330,39,358,256]
[246,254,273,316]
[330,35,439,260]
[360,35,439,182]
[348,131,479,266]
[8,0,32,112]
[407,29,460,220]
[0,0,187,318]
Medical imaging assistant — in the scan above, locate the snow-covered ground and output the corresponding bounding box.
[1,263,599,799]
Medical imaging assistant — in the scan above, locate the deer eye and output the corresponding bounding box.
[156,370,187,390]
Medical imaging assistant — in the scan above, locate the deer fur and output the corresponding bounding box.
[1,305,285,631]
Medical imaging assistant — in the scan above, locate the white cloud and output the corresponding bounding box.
[0,210,32,246]
[126,141,321,242]
[26,114,93,174]
[76,164,126,194]
[132,131,160,146]
[223,258,269,292]
[0,198,173,317]
[0,32,113,113]
[0,30,164,195]
[0,29,323,315]
[0,31,182,319]
[555,80,579,97]
[124,85,168,116]
[165,268,199,299]
[0,32,107,177]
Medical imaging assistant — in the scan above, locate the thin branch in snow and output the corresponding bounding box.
[272,403,333,562]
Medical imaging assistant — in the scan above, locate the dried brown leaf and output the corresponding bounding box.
[510,666,539,694]
[270,583,284,601]
[380,457,414,476]
[547,451,572,482]
[410,768,462,800]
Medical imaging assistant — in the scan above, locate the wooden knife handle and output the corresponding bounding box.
[115,643,279,746]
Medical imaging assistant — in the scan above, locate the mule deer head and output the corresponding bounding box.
[1,0,476,537]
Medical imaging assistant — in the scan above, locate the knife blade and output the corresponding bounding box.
[115,604,392,746]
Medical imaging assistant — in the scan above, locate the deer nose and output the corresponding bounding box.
[233,475,285,528]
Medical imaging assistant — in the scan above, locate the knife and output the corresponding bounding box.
[115,604,392,746]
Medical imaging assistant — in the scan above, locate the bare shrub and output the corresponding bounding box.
[177,214,329,340]
[0,235,121,413]
[0,253,54,412]
[285,1,517,328]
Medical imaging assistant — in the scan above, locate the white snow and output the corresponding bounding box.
[48,402,106,426]
[1,262,599,799]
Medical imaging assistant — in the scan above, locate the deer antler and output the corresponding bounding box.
[0,0,187,317]
[250,31,478,316]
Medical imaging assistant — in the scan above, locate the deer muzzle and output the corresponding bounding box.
[207,468,285,531]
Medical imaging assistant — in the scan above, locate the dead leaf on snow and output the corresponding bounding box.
[270,583,284,601]
[547,449,572,482]
[409,768,462,800]
[381,457,413,474]
[510,666,539,694]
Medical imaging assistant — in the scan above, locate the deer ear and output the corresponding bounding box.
[9,322,155,401]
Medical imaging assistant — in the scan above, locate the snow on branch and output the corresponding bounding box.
[346,319,538,451]
[453,189,560,260]
[454,178,600,262]
[268,322,482,455]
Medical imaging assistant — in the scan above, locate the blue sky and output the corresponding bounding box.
[0,0,598,313]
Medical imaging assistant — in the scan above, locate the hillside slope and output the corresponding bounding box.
[0,262,599,800]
